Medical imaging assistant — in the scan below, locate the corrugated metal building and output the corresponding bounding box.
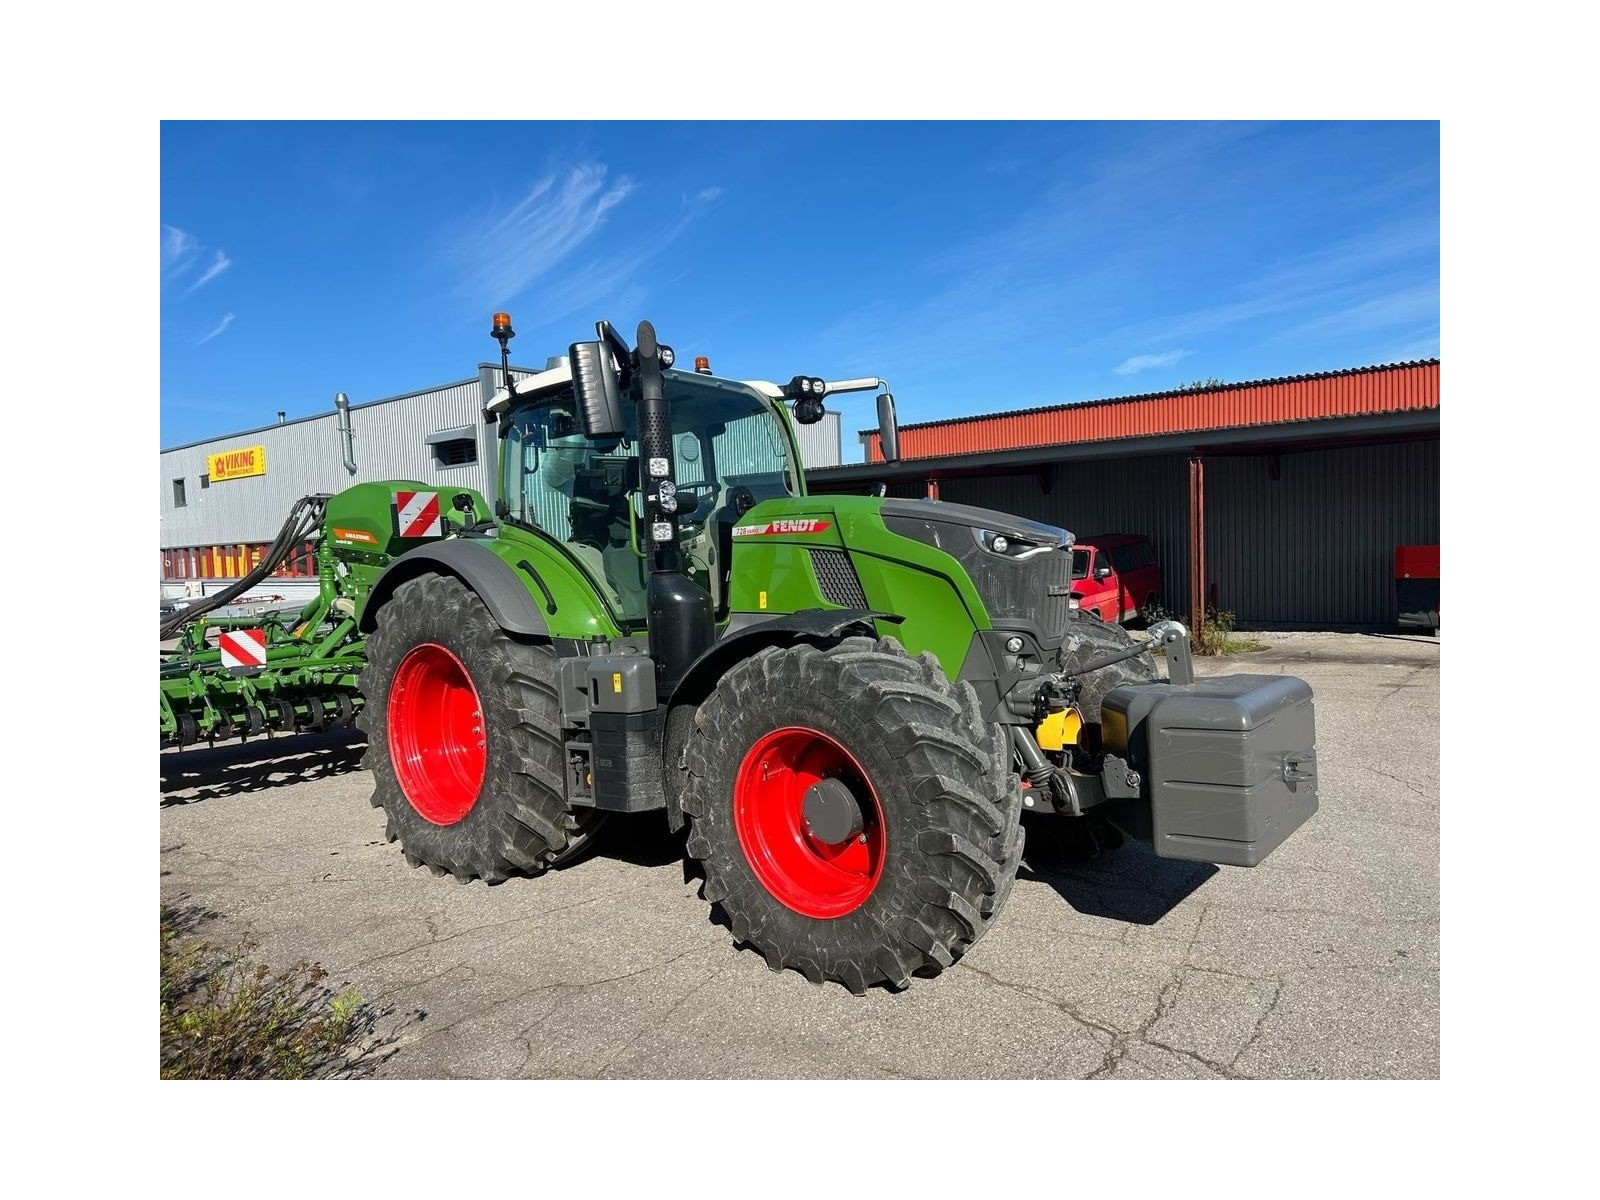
[160,364,841,592]
[809,360,1440,630]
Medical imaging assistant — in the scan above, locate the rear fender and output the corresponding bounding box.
[359,539,550,636]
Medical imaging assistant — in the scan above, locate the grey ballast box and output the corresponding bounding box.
[1101,674,1318,867]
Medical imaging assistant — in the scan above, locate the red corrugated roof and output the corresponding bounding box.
[864,359,1439,462]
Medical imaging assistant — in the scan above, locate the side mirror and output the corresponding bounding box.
[569,340,627,440]
[1095,565,1113,579]
[877,392,900,463]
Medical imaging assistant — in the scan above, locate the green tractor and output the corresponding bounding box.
[348,314,1318,994]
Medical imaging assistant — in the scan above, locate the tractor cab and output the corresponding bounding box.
[494,362,804,625]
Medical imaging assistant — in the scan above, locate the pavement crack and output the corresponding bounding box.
[1357,764,1438,801]
[959,962,1125,1044]
[343,914,547,971]
[1228,977,1286,1072]
[589,953,732,1079]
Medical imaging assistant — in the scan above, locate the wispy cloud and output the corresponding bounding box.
[450,167,724,329]
[1271,282,1439,343]
[1097,218,1439,352]
[1114,349,1190,375]
[162,225,198,272]
[196,313,235,345]
[187,250,232,293]
[527,196,722,328]
[454,164,636,305]
[816,128,1264,383]
[162,224,233,294]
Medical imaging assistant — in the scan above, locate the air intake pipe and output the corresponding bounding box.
[334,392,357,475]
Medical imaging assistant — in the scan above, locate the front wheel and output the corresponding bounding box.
[680,637,1023,994]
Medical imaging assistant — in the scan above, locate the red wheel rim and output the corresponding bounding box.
[733,726,886,918]
[386,643,487,825]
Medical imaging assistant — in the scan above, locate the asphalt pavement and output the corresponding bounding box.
[159,630,1439,1079]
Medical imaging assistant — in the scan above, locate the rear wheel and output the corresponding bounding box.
[680,637,1023,994]
[358,574,603,883]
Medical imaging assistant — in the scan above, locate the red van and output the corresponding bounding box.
[1071,534,1164,625]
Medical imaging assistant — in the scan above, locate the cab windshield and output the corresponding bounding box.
[500,373,799,624]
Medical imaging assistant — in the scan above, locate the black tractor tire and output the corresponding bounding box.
[679,636,1024,995]
[357,573,603,884]
[1059,610,1159,724]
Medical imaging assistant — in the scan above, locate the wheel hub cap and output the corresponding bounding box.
[801,777,864,845]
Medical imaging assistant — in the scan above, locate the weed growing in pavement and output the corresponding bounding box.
[160,903,379,1079]
[1145,602,1267,656]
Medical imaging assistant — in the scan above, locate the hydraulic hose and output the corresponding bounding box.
[160,494,330,639]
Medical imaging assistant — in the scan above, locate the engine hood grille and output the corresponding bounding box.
[881,500,1074,640]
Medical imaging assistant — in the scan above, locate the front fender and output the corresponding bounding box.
[668,609,886,709]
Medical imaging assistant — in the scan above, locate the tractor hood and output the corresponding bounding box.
[878,498,1072,548]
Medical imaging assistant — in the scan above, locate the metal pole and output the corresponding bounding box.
[1188,455,1206,633]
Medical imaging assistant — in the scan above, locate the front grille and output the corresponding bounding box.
[810,549,869,608]
[953,543,1072,639]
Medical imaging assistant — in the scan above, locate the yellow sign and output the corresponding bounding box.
[208,444,267,482]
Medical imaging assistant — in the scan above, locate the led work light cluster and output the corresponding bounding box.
[784,375,829,425]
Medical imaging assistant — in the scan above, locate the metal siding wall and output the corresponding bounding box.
[160,381,498,546]
[938,455,1194,616]
[795,412,841,468]
[811,439,1437,628]
[1204,439,1439,628]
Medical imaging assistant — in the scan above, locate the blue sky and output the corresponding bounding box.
[160,121,1438,458]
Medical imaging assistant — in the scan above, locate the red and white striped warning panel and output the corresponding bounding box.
[218,628,268,670]
[393,490,443,539]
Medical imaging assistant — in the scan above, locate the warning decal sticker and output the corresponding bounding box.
[393,491,443,539]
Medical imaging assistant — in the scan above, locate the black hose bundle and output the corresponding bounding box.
[160,494,331,639]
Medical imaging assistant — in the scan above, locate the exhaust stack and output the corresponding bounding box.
[334,392,356,476]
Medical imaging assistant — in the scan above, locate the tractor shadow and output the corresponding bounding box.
[1019,818,1217,925]
[594,810,688,869]
[160,729,369,806]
